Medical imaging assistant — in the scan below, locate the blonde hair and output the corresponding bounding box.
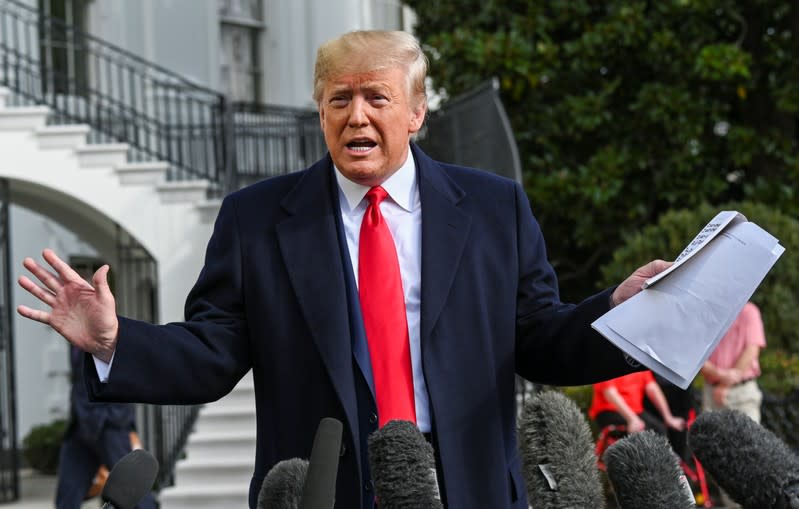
[313,30,428,109]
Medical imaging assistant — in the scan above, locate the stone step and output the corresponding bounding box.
[171,456,253,486]
[0,106,50,130]
[193,404,256,434]
[159,482,250,509]
[195,198,222,224]
[157,180,210,204]
[115,161,170,185]
[159,372,255,506]
[183,430,256,461]
[75,142,130,168]
[35,124,90,149]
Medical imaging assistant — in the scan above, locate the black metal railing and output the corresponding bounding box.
[0,178,18,503]
[142,404,201,489]
[231,101,326,189]
[115,227,201,490]
[0,0,326,194]
[417,78,522,183]
[0,0,227,184]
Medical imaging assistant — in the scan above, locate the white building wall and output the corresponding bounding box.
[86,0,218,89]
[82,0,406,107]
[260,0,403,107]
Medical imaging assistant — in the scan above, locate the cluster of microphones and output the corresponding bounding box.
[256,392,799,508]
[253,392,799,508]
[519,391,799,509]
[106,391,799,509]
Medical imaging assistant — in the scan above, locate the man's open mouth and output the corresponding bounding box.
[347,140,377,152]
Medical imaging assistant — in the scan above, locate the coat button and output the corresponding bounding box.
[364,480,373,492]
[369,413,378,425]
[339,442,347,457]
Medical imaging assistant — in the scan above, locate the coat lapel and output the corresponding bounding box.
[275,157,361,444]
[414,145,472,342]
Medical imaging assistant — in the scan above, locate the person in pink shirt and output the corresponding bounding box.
[701,301,766,423]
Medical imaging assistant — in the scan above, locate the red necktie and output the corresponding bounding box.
[359,186,416,427]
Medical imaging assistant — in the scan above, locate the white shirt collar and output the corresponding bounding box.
[334,148,417,213]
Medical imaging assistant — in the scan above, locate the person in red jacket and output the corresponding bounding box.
[589,370,686,435]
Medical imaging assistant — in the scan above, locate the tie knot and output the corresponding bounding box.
[366,186,389,206]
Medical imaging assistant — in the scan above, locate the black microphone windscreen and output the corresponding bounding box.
[298,417,343,509]
[518,390,604,509]
[689,408,799,509]
[101,449,159,509]
[367,420,443,509]
[257,458,309,509]
[604,429,695,509]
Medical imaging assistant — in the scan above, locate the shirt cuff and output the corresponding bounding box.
[92,350,115,383]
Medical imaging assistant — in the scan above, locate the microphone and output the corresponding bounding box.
[688,408,799,509]
[100,449,159,509]
[603,430,695,509]
[298,417,343,509]
[257,458,309,509]
[518,390,604,508]
[367,419,443,509]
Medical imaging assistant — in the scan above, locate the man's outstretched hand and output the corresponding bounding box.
[17,248,118,363]
[611,259,673,307]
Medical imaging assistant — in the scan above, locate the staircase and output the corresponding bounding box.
[0,87,221,254]
[159,371,257,509]
[0,86,260,506]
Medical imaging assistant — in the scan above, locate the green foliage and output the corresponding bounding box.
[695,43,752,81]
[550,385,598,436]
[405,0,799,301]
[599,201,799,352]
[759,348,799,395]
[22,419,67,474]
[558,385,593,417]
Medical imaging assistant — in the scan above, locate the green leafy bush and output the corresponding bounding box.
[559,385,594,416]
[407,0,799,302]
[759,349,799,396]
[22,419,67,474]
[557,385,598,435]
[600,202,799,354]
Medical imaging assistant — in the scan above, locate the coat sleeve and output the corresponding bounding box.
[512,183,639,385]
[87,195,252,404]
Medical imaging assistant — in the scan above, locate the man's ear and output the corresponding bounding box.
[409,103,427,134]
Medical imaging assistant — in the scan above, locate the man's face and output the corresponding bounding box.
[318,67,426,187]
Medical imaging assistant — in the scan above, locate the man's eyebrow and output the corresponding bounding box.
[359,83,393,96]
[328,85,352,95]
[327,81,391,96]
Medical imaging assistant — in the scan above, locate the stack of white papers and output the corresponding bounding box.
[592,210,785,389]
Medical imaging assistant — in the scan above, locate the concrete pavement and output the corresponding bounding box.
[2,469,97,508]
